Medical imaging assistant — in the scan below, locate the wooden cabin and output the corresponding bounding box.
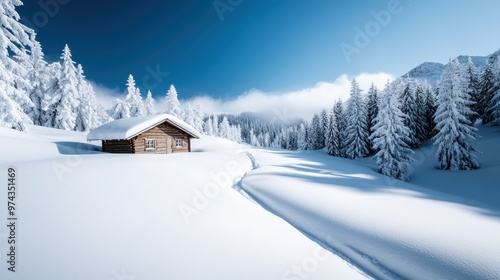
[87,114,201,154]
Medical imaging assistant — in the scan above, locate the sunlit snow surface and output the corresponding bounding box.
[0,125,366,280]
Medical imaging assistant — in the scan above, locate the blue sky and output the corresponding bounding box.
[17,0,500,103]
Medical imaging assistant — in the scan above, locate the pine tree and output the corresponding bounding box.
[144,90,157,116]
[371,84,414,181]
[110,98,131,120]
[366,83,379,152]
[344,79,369,159]
[25,36,50,126]
[212,114,219,136]
[164,84,182,117]
[125,75,145,117]
[434,59,479,170]
[40,62,61,128]
[310,113,323,150]
[182,103,196,127]
[399,81,419,147]
[414,83,428,145]
[319,108,328,148]
[219,116,230,139]
[53,44,79,131]
[192,104,204,133]
[465,57,481,124]
[425,85,437,139]
[75,64,104,131]
[333,100,346,157]
[478,62,497,124]
[0,0,35,131]
[204,116,214,135]
[297,123,307,150]
[326,106,340,156]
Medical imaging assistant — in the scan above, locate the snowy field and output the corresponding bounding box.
[0,125,366,280]
[0,124,499,280]
[240,125,500,280]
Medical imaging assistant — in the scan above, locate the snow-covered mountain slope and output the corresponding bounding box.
[403,49,500,86]
[404,62,446,86]
[240,124,500,280]
[0,125,367,280]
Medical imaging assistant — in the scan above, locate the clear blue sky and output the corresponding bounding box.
[17,0,500,100]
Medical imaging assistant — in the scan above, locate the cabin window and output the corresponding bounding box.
[145,139,156,150]
[175,138,183,148]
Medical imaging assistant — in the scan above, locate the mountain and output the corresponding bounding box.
[403,49,500,87]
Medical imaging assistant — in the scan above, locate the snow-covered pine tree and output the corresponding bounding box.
[124,75,145,117]
[464,57,481,124]
[287,126,298,150]
[110,98,131,120]
[414,83,428,145]
[212,114,219,136]
[310,113,323,150]
[204,115,214,135]
[478,62,496,124]
[144,90,157,116]
[40,62,61,128]
[193,104,204,133]
[75,64,104,131]
[333,100,346,157]
[0,0,35,131]
[326,106,340,156]
[425,85,437,139]
[319,108,328,148]
[399,81,419,147]
[434,59,479,170]
[371,83,413,181]
[366,83,379,152]
[297,123,307,150]
[487,61,500,125]
[53,44,80,131]
[344,79,369,159]
[249,129,260,146]
[219,116,230,139]
[25,36,50,126]
[485,62,500,125]
[164,84,182,118]
[182,103,196,127]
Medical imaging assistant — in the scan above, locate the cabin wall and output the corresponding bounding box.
[102,140,134,153]
[131,122,191,154]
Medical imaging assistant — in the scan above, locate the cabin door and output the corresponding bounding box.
[166,137,173,154]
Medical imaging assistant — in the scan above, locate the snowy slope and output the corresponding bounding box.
[403,49,499,87]
[0,125,366,280]
[240,125,500,280]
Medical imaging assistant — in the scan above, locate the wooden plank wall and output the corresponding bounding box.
[102,140,134,153]
[131,121,191,154]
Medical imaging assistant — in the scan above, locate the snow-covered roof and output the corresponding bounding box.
[87,114,201,141]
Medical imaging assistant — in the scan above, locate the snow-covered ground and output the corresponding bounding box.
[240,125,500,280]
[0,125,366,280]
[1,124,499,280]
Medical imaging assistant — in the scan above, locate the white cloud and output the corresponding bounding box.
[187,72,395,121]
[92,72,395,121]
[90,81,124,109]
